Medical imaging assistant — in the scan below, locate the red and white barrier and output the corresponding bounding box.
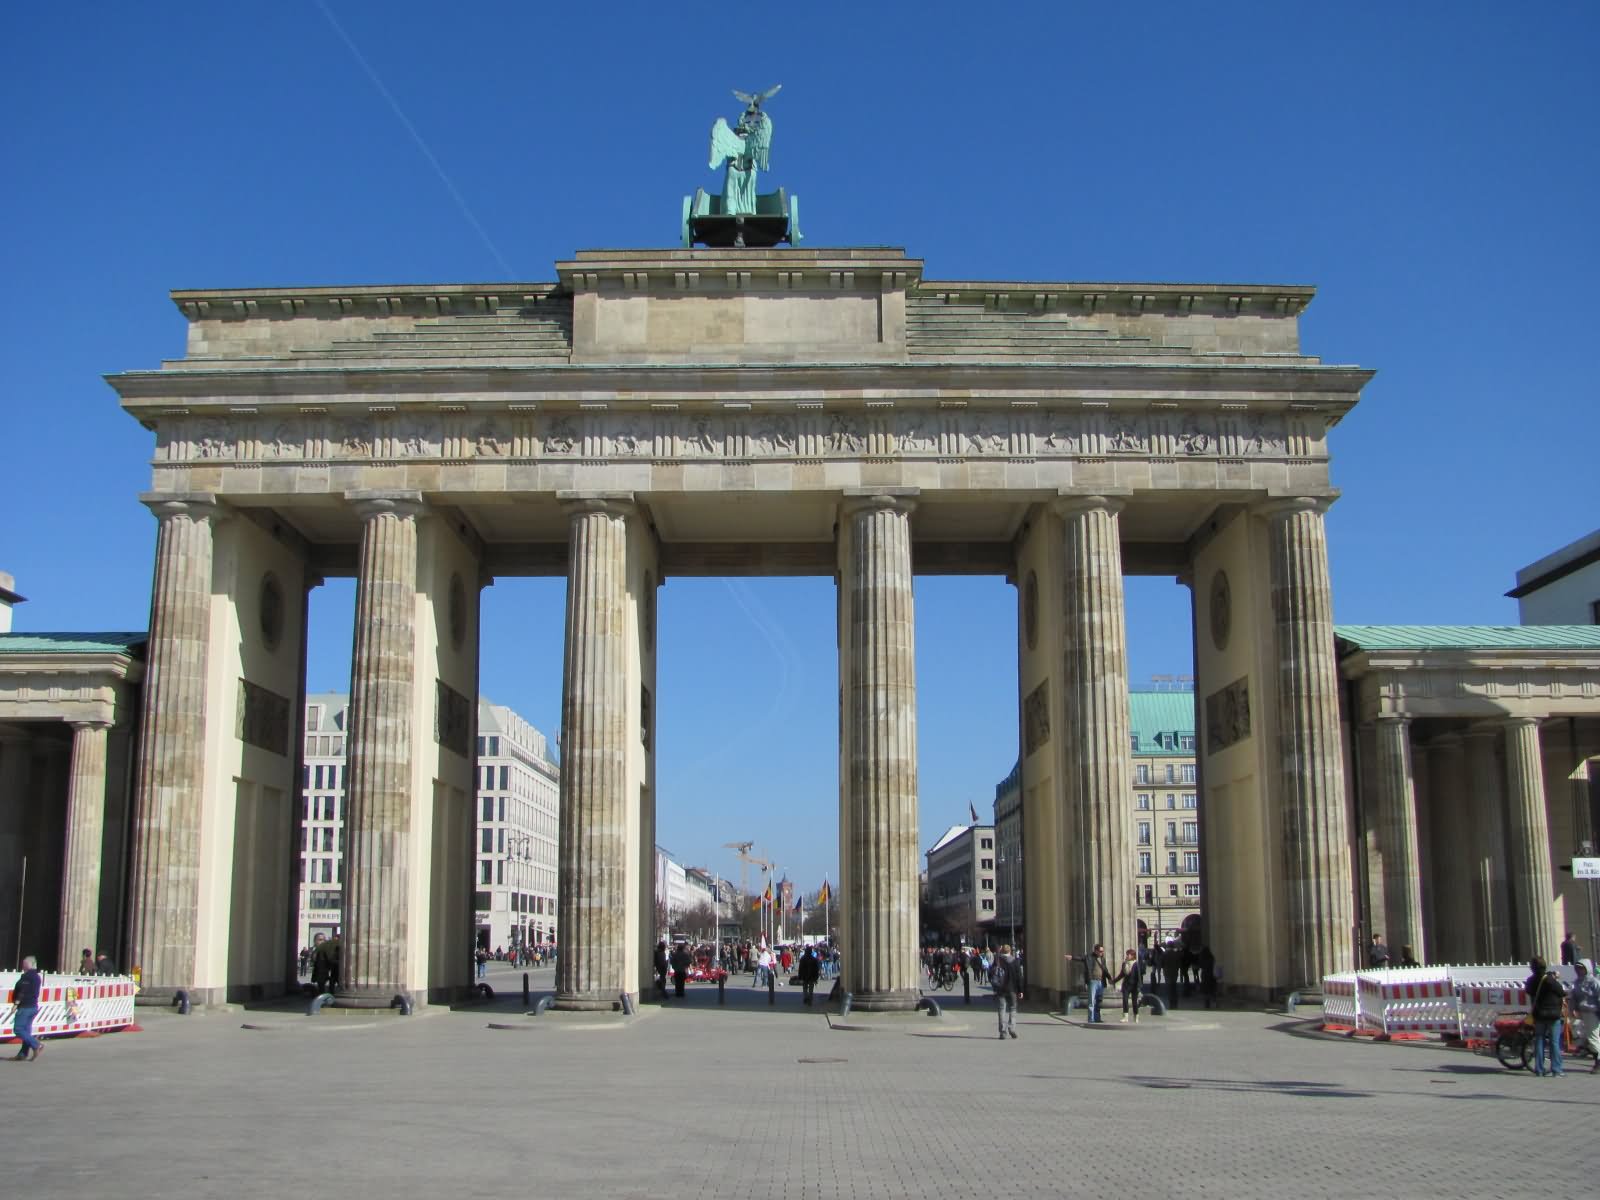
[1355,968,1458,1038]
[2,973,137,1041]
[1321,973,1358,1030]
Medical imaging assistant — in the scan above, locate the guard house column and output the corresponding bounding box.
[554,497,634,1009]
[1463,728,1509,960]
[58,720,111,970]
[1502,716,1559,961]
[338,492,424,1003]
[1374,715,1425,964]
[1425,734,1474,963]
[128,494,221,996]
[1260,497,1355,988]
[1054,494,1135,957]
[838,489,920,1011]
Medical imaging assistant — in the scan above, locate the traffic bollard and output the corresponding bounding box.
[718,974,726,1005]
[963,971,972,1006]
[769,970,777,1006]
[523,972,530,1006]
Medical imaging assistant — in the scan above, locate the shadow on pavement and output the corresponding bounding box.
[1125,1074,1372,1099]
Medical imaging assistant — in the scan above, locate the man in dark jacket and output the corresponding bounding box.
[653,941,670,997]
[797,946,821,1005]
[1525,957,1567,1078]
[991,944,1024,1039]
[11,955,44,1061]
[669,942,691,998]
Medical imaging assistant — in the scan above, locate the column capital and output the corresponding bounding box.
[1253,493,1338,521]
[841,487,918,517]
[68,719,113,733]
[557,490,637,519]
[1374,713,1411,727]
[140,492,224,523]
[1499,714,1544,731]
[1052,490,1129,519]
[346,490,426,521]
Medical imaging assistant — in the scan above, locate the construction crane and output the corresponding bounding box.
[725,841,775,938]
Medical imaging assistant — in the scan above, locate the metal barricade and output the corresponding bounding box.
[1320,972,1358,1031]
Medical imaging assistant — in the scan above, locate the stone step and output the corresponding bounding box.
[292,347,571,360]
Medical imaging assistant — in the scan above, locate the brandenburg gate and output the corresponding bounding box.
[110,246,1372,1008]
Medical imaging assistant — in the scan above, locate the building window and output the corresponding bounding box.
[1165,764,1175,783]
[1168,852,1178,873]
[1184,884,1201,898]
[1181,764,1196,783]
[981,858,994,870]
[1142,885,1154,904]
[1183,821,1198,843]
[482,796,493,822]
[981,878,994,891]
[1166,793,1176,809]
[1179,735,1195,751]
[1183,793,1197,809]
[1166,821,1177,843]
[1130,735,1139,753]
[306,706,321,731]
[1137,822,1151,846]
[980,837,993,850]
[1139,852,1152,875]
[1137,793,1151,810]
[1184,852,1200,873]
[481,829,493,853]
[1169,884,1179,897]
[1136,764,1149,784]
[981,899,994,912]
[480,860,492,884]
[499,766,509,791]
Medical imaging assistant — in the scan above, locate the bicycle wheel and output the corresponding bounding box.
[1495,1034,1528,1070]
[941,974,956,992]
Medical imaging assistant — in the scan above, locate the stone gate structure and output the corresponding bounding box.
[111,247,1375,1007]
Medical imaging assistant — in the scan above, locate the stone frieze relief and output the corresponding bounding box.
[161,406,1309,464]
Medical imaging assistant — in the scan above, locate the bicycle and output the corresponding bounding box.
[929,963,957,991]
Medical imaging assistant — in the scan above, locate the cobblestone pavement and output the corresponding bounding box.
[7,981,1595,1199]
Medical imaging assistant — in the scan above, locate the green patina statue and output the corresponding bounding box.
[682,86,801,249]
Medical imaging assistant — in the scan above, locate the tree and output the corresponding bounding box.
[681,901,718,941]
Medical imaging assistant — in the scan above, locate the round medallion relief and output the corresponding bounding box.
[1209,569,1231,652]
[448,572,467,651]
[258,572,284,652]
[1023,570,1039,651]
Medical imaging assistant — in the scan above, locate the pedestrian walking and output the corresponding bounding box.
[991,943,1024,1039]
[798,946,821,1006]
[10,955,44,1061]
[1560,931,1582,966]
[669,942,691,998]
[653,940,670,997]
[1198,945,1219,1009]
[1114,948,1144,1023]
[1367,933,1390,968]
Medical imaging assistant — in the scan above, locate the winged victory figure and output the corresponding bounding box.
[708,84,781,216]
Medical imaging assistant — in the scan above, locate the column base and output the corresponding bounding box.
[552,990,628,1012]
[849,988,920,1012]
[333,985,415,1010]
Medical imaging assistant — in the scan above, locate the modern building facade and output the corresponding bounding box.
[924,822,995,944]
[1129,689,1200,944]
[295,694,560,954]
[1510,530,1600,626]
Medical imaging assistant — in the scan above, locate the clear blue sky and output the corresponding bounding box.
[3,4,1595,892]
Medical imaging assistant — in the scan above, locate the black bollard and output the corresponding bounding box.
[768,968,777,1006]
[963,970,972,1006]
[522,972,530,1006]
[718,974,726,1005]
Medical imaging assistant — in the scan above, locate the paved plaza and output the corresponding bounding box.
[8,966,1595,1198]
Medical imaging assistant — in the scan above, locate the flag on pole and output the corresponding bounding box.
[794,898,803,914]
[763,882,773,904]
[751,893,762,911]
[969,801,979,823]
[817,880,830,906]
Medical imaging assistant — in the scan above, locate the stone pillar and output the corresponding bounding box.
[555,497,633,1009]
[1056,495,1135,956]
[1261,498,1354,988]
[338,493,423,1003]
[1502,716,1559,961]
[1425,735,1473,963]
[0,732,32,967]
[1374,715,1425,963]
[1463,729,1508,960]
[128,495,220,993]
[58,721,111,970]
[839,491,920,1011]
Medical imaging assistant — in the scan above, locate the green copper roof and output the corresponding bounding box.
[1129,690,1196,755]
[0,632,147,655]
[1335,625,1600,651]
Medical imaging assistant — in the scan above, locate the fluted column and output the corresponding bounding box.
[338,492,423,1002]
[1261,497,1354,988]
[1425,735,1473,963]
[555,497,633,1009]
[128,495,220,993]
[1464,729,1508,960]
[1502,716,1558,961]
[0,732,32,967]
[840,491,919,1011]
[1056,495,1135,956]
[1374,715,1425,963]
[58,721,111,970]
